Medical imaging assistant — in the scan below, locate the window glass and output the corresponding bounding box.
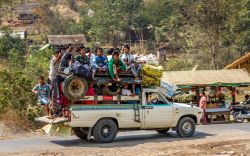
[146,92,166,105]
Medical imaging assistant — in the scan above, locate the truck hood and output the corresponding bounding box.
[172,102,202,110]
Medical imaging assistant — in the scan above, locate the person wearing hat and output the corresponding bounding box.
[108,50,126,82]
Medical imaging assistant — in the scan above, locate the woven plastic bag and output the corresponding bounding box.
[142,64,163,78]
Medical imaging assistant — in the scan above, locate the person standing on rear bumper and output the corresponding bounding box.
[32,76,52,118]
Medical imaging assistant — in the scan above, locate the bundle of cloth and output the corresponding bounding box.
[136,53,159,66]
[142,64,163,87]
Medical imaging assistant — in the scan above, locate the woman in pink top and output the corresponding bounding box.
[199,92,207,124]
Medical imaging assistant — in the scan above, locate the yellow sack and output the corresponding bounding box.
[143,64,163,78]
[142,76,160,86]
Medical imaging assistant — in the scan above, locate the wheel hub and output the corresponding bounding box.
[102,126,110,137]
[182,122,192,134]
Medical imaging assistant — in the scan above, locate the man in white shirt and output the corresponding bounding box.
[107,48,114,62]
[85,48,95,66]
[121,45,142,80]
[48,48,62,115]
[49,48,61,83]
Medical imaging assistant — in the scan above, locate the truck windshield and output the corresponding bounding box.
[146,92,167,105]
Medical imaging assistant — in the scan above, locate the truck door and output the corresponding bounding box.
[143,91,174,128]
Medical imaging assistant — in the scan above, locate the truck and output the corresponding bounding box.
[36,75,203,143]
[35,55,203,143]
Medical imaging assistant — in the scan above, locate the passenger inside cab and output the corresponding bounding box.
[146,92,166,105]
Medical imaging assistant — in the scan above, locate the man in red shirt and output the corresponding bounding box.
[199,92,207,124]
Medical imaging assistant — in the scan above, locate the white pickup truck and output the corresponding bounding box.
[51,87,201,143]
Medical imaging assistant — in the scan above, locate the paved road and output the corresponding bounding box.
[0,123,249,153]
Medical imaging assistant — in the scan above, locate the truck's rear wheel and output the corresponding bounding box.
[74,127,88,140]
[93,119,117,143]
[176,117,195,138]
[157,128,170,134]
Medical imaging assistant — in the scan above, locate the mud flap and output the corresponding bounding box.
[41,124,72,136]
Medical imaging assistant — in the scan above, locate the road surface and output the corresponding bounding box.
[0,123,250,156]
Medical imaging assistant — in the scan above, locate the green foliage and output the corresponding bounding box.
[0,32,52,121]
[163,58,193,71]
[27,47,53,78]
[155,0,250,69]
[0,28,26,58]
[80,0,143,46]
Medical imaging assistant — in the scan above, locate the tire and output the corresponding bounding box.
[101,85,120,96]
[157,128,170,134]
[74,127,88,140]
[233,112,244,123]
[63,75,88,101]
[176,117,196,138]
[93,119,118,143]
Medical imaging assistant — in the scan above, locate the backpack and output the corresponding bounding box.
[71,62,92,80]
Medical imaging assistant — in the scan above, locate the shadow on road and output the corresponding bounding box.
[50,131,213,148]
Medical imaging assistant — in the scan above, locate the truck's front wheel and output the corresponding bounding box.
[176,117,195,138]
[74,127,88,140]
[93,119,118,143]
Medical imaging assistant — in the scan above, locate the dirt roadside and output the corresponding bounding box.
[2,134,250,156]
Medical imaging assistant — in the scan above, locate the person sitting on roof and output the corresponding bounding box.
[92,48,108,77]
[121,45,142,81]
[107,48,114,62]
[85,47,95,66]
[108,50,126,82]
[74,46,90,65]
[60,44,73,71]
[72,46,92,80]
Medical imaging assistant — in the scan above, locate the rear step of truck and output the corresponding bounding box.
[35,116,68,124]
